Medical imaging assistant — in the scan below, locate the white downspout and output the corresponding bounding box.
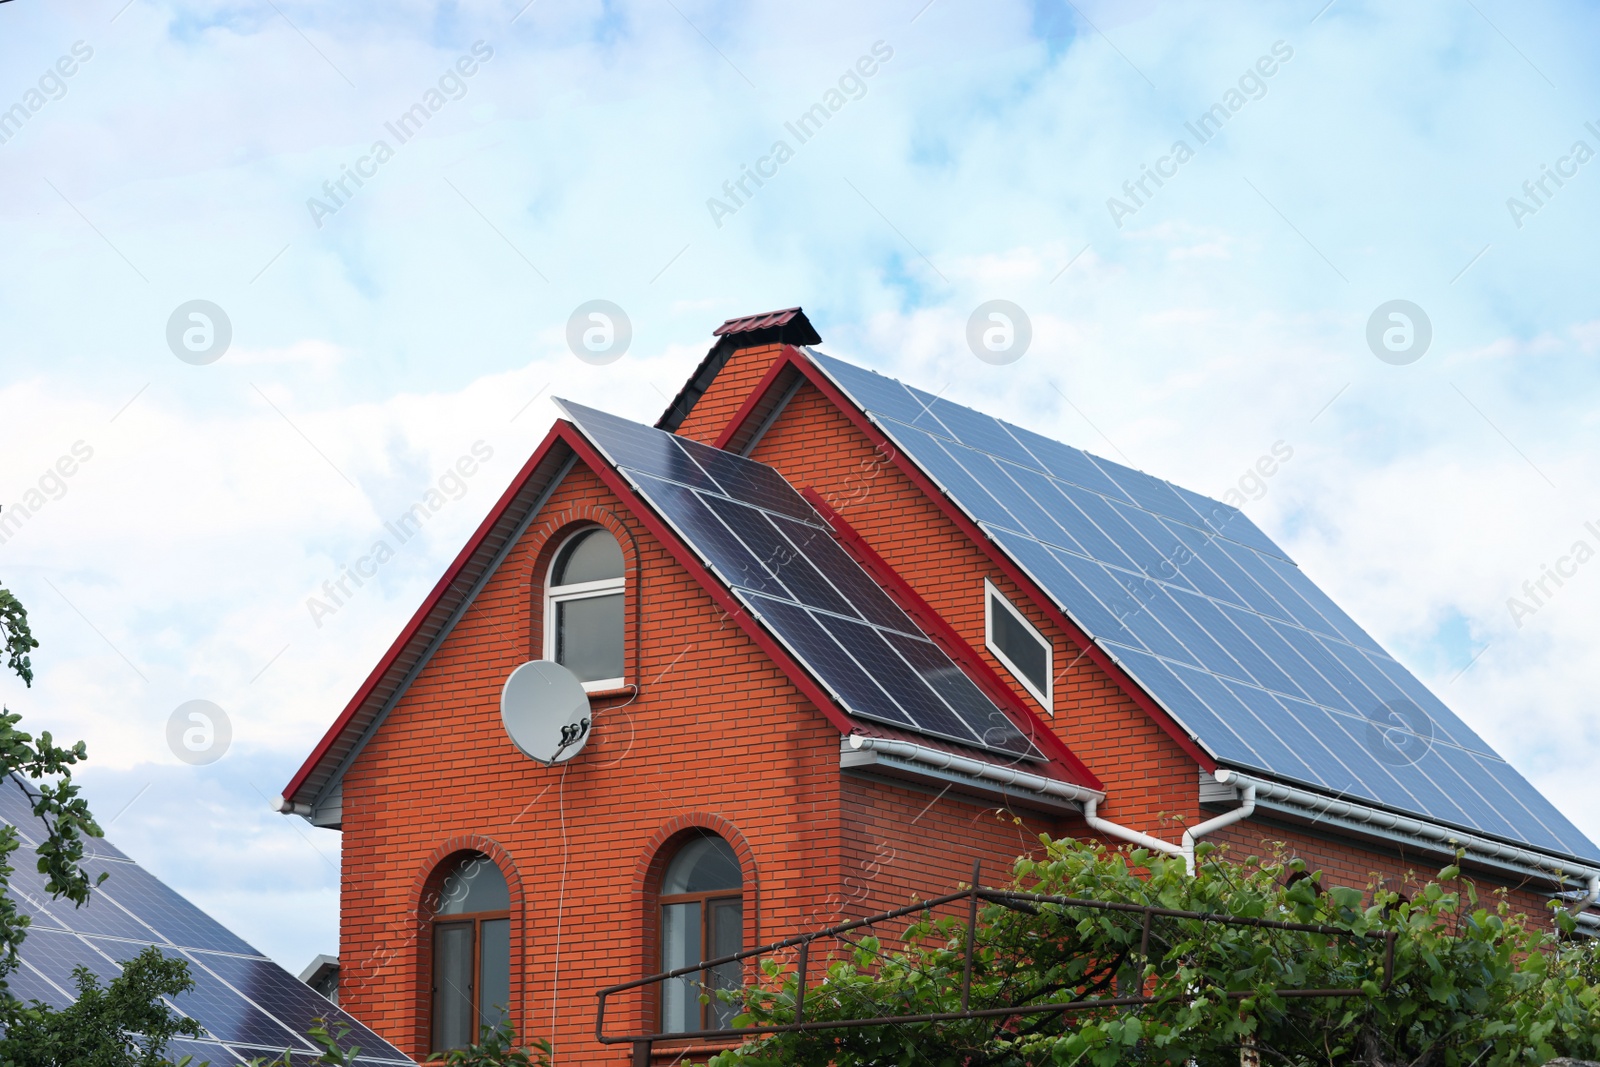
[1180,783,1256,874]
[1080,796,1186,862]
[1082,778,1256,876]
[1568,873,1600,916]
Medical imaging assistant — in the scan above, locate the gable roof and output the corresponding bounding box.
[282,413,1099,813]
[555,399,1094,779]
[787,348,1597,865]
[0,775,412,1064]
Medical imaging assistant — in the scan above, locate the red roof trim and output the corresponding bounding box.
[805,489,1104,791]
[725,346,1219,774]
[281,422,576,805]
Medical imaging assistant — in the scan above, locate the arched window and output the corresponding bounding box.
[544,527,625,690]
[430,853,511,1052]
[659,835,743,1034]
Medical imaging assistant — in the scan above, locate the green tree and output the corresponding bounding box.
[0,948,204,1066]
[0,586,104,996]
[0,583,204,1066]
[710,833,1600,1067]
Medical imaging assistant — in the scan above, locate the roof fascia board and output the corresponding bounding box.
[710,347,807,452]
[842,751,1080,815]
[1217,768,1600,883]
[657,336,739,433]
[730,365,805,457]
[1245,794,1589,888]
[281,427,578,806]
[730,346,1219,774]
[298,450,579,813]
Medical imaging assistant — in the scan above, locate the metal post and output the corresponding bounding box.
[632,1039,652,1067]
[1383,931,1396,990]
[795,938,809,1024]
[961,859,980,1011]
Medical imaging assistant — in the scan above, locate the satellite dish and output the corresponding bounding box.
[500,660,591,765]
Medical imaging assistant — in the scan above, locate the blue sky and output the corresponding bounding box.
[2,0,1599,973]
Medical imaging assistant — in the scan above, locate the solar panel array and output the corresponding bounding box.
[0,776,412,1065]
[806,350,1600,863]
[556,399,1042,760]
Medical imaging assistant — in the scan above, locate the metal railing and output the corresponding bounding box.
[596,864,1396,1064]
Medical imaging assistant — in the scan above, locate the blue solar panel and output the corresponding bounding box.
[558,399,1042,760]
[192,950,397,1057]
[7,958,74,1010]
[807,348,1600,863]
[0,776,412,1063]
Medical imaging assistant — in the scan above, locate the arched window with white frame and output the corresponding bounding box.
[544,526,625,690]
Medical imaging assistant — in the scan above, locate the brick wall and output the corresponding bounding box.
[674,343,786,445]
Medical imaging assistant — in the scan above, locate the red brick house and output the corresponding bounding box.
[277,307,1599,1063]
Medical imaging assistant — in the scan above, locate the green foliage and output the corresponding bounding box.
[0,587,39,689]
[0,583,105,1000]
[0,947,204,1066]
[427,1019,554,1066]
[243,1018,364,1066]
[708,834,1600,1067]
[0,583,180,1067]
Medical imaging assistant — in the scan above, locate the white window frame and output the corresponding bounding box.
[983,578,1052,711]
[544,527,626,692]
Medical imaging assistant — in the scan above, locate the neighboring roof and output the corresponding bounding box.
[556,399,1092,777]
[0,776,410,1064]
[800,348,1599,865]
[298,953,339,986]
[657,307,821,433]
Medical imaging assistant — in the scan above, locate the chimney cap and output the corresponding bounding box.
[711,307,821,345]
[656,306,822,432]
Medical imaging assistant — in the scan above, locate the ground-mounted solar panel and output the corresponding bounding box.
[0,777,413,1064]
[807,349,1600,864]
[556,399,1042,760]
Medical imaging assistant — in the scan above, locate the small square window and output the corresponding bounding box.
[984,579,1051,710]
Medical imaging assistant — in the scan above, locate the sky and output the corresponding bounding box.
[1,0,1599,974]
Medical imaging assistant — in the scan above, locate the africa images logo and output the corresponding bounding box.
[305,42,494,229]
[1106,41,1293,228]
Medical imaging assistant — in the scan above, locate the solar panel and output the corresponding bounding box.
[556,399,1042,760]
[807,349,1600,863]
[0,777,412,1064]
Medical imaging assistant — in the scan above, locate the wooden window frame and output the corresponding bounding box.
[430,908,510,1051]
[658,886,743,1033]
